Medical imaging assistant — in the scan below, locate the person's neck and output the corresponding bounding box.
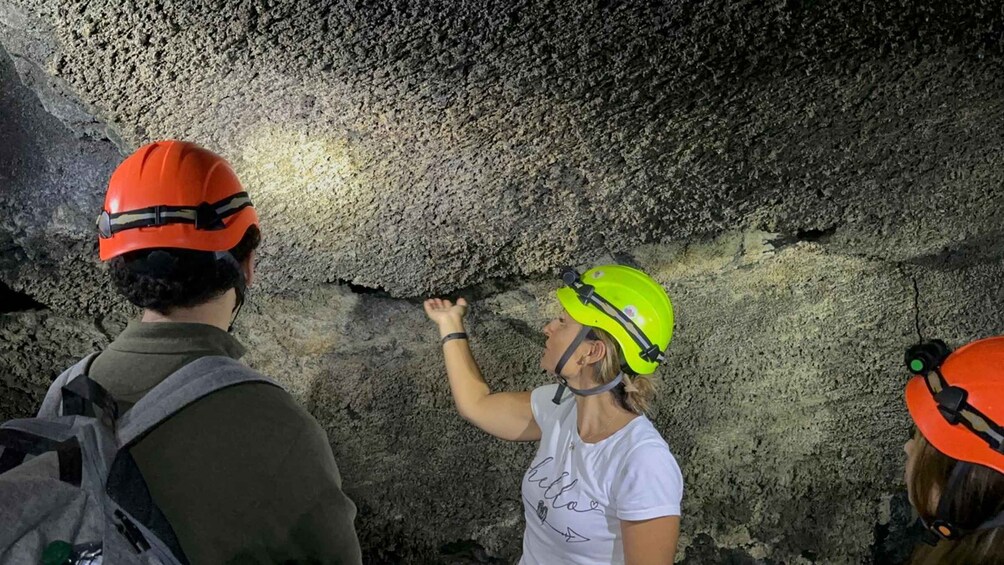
[571,369,637,443]
[140,290,236,332]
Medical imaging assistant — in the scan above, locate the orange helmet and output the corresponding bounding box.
[97,140,258,261]
[905,337,1004,475]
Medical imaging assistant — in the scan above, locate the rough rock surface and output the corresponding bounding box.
[2,0,1003,297]
[2,1,1004,563]
[0,34,121,315]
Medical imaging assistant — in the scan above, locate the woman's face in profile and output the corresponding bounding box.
[540,309,583,375]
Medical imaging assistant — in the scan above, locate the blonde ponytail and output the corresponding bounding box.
[592,328,657,414]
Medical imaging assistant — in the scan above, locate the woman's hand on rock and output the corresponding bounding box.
[424,297,468,334]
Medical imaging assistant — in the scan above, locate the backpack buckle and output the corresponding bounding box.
[113,510,150,553]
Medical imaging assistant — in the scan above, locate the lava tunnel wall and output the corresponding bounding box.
[2,0,1004,562]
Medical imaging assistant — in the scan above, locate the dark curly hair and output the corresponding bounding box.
[109,226,261,314]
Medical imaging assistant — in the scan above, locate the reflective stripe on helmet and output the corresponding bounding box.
[97,192,253,239]
[561,267,666,364]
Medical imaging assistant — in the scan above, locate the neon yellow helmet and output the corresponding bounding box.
[556,265,674,375]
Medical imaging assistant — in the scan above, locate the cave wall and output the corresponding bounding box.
[1,1,1004,562]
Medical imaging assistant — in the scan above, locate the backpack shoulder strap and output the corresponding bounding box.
[37,352,101,418]
[115,356,282,447]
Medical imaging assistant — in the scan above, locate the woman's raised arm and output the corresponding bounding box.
[425,297,541,442]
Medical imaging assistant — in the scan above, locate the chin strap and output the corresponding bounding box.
[227,293,245,333]
[920,462,1004,545]
[214,251,247,333]
[552,373,625,404]
[551,326,626,404]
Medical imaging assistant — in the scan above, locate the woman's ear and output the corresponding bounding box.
[242,249,256,287]
[586,338,607,365]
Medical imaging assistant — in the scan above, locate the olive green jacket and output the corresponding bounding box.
[87,321,361,565]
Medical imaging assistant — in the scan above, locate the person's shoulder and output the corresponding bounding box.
[530,383,562,404]
[619,417,676,459]
[611,418,683,490]
[529,383,573,425]
[190,369,318,431]
[209,378,302,411]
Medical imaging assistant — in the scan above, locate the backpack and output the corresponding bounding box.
[0,354,281,565]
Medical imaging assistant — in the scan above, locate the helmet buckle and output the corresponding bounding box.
[97,211,113,239]
[640,343,662,363]
[931,519,959,540]
[935,386,968,425]
[576,283,596,305]
[994,438,1004,454]
[195,202,225,231]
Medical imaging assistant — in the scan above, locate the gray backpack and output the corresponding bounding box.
[0,354,280,565]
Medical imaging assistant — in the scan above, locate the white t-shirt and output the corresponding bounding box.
[519,384,683,565]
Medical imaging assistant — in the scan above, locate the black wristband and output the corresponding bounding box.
[441,332,468,345]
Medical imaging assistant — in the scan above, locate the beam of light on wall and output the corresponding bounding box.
[238,128,357,203]
[235,126,374,236]
[232,126,374,284]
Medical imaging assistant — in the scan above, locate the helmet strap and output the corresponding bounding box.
[558,373,625,398]
[552,326,592,404]
[214,251,247,333]
[227,292,245,334]
[551,326,624,404]
[919,462,1004,545]
[973,508,1004,537]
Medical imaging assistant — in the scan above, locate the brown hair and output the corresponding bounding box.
[908,432,1004,565]
[591,328,656,414]
[110,226,261,315]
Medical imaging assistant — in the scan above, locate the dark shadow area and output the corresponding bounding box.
[681,533,777,564]
[0,383,40,423]
[769,226,839,249]
[907,229,1004,271]
[870,492,923,564]
[439,539,506,564]
[0,280,47,313]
